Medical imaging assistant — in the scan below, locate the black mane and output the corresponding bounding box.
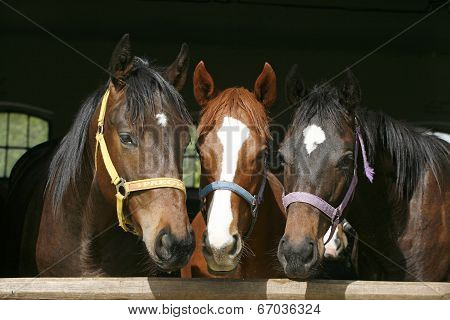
[357,109,448,201]
[290,83,351,129]
[46,57,191,216]
[289,82,449,201]
[124,57,192,126]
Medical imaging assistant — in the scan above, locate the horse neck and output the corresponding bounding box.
[79,118,152,275]
[346,152,415,279]
[82,180,115,228]
[64,113,117,240]
[79,103,116,225]
[351,110,448,245]
[79,181,153,276]
[349,152,402,232]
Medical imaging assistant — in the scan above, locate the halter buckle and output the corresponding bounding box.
[97,124,104,135]
[332,208,341,224]
[116,178,129,199]
[250,202,258,217]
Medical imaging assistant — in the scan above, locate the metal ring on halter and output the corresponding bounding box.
[116,178,129,199]
[244,198,260,240]
[250,199,258,217]
[332,208,341,224]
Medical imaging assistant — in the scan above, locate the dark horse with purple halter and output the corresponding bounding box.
[282,120,374,244]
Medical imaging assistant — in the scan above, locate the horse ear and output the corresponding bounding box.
[285,64,306,105]
[193,61,216,107]
[339,69,361,110]
[254,63,277,108]
[109,34,134,88]
[163,43,190,91]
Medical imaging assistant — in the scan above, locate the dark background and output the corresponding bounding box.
[1,0,450,139]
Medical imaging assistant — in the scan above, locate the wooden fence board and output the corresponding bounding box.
[0,278,448,300]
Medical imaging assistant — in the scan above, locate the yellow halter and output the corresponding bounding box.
[95,88,186,234]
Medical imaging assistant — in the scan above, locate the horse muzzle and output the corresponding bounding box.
[150,229,195,271]
[277,235,320,279]
[201,231,242,273]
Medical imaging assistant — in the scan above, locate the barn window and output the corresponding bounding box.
[0,102,52,178]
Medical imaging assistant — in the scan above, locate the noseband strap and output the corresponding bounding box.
[282,123,374,244]
[199,162,268,239]
[95,88,186,234]
[199,181,257,207]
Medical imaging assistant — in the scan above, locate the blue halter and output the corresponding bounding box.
[199,162,268,239]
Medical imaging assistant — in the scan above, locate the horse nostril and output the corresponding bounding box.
[302,239,315,264]
[161,234,171,248]
[279,236,288,252]
[228,234,240,256]
[155,231,173,261]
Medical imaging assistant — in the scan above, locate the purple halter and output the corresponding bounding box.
[282,123,374,244]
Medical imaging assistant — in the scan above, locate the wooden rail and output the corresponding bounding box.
[0,278,448,300]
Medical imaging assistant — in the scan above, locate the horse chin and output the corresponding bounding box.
[155,259,190,273]
[204,256,239,274]
[285,268,313,280]
[281,258,321,279]
[278,249,322,280]
[207,265,238,275]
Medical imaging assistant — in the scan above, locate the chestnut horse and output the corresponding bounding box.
[181,62,286,278]
[278,65,449,281]
[5,35,195,276]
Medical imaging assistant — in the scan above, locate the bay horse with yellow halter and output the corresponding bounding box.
[278,65,449,281]
[5,35,195,276]
[181,62,286,278]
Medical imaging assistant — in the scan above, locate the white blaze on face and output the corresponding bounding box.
[155,113,168,127]
[303,124,326,155]
[207,116,250,249]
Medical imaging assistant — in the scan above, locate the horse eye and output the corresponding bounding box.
[338,152,354,168]
[345,153,354,162]
[119,133,136,146]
